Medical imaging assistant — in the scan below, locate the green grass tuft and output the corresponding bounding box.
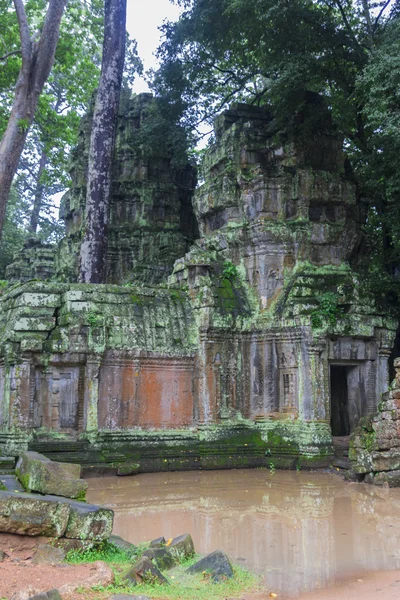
[65,540,139,565]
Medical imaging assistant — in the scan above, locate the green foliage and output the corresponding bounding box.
[17,118,29,132]
[222,261,238,281]
[128,96,192,169]
[0,0,142,260]
[86,311,101,328]
[0,186,27,278]
[65,540,137,564]
[154,0,400,309]
[310,292,344,329]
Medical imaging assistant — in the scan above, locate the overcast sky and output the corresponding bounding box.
[126,0,183,93]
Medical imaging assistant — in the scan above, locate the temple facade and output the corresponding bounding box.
[0,95,396,473]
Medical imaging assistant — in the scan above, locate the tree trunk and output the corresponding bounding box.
[361,0,375,50]
[78,0,127,284]
[0,0,67,241]
[28,149,48,233]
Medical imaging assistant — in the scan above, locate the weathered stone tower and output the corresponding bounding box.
[0,95,396,473]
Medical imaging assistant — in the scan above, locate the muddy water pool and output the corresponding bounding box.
[87,469,400,597]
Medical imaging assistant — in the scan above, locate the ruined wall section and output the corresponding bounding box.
[168,102,397,462]
[0,282,197,443]
[57,93,198,284]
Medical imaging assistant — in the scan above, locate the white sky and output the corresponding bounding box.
[126,0,183,93]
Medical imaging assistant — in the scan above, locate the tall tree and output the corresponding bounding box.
[0,0,67,241]
[154,0,400,307]
[78,0,127,283]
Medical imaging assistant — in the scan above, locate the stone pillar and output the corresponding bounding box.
[196,333,218,424]
[84,356,101,433]
[377,347,391,398]
[50,366,60,429]
[8,360,31,430]
[299,339,327,421]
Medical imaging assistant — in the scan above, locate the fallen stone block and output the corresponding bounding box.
[27,591,62,600]
[150,536,166,548]
[0,491,70,537]
[16,452,87,500]
[187,550,234,582]
[109,534,136,554]
[117,462,140,476]
[32,543,66,564]
[122,556,169,585]
[142,547,176,570]
[52,538,94,552]
[366,469,400,487]
[60,498,114,541]
[168,533,194,558]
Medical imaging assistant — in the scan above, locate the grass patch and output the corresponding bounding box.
[65,540,140,565]
[88,562,261,600]
[66,546,262,600]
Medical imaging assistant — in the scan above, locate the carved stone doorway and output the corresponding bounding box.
[330,364,362,436]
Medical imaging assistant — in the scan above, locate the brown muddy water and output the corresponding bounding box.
[87,469,400,597]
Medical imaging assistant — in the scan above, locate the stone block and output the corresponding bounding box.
[32,543,66,564]
[117,462,140,476]
[52,538,94,552]
[186,550,234,582]
[122,557,169,585]
[61,499,114,541]
[0,491,70,537]
[13,317,56,331]
[150,536,166,548]
[168,533,195,558]
[109,534,136,553]
[142,547,176,570]
[27,591,62,600]
[16,451,87,500]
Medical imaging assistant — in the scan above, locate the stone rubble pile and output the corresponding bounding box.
[0,450,236,599]
[0,451,113,544]
[350,357,400,486]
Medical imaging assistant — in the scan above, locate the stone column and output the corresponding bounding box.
[299,339,327,421]
[84,355,101,433]
[377,347,391,398]
[8,360,31,430]
[196,332,218,424]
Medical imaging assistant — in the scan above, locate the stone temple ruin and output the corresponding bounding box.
[0,93,397,475]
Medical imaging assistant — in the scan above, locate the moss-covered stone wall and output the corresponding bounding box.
[0,99,397,473]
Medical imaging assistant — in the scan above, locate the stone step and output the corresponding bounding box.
[0,457,16,475]
[29,440,89,453]
[332,457,351,470]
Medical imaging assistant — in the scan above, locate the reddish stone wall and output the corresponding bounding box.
[98,356,194,429]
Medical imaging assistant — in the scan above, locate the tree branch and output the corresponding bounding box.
[361,0,375,50]
[0,49,21,62]
[373,0,392,31]
[34,0,67,90]
[13,0,31,65]
[334,0,362,50]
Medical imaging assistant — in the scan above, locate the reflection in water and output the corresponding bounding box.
[87,470,400,597]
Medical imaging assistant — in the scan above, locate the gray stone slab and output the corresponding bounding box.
[187,550,234,582]
[0,490,70,537]
[16,451,87,500]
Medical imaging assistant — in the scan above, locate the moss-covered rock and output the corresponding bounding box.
[16,451,87,500]
[0,490,70,537]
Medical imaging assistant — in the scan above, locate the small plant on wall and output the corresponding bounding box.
[310,292,344,329]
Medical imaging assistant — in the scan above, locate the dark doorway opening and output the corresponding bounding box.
[330,365,350,436]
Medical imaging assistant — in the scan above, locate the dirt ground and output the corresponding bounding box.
[1,534,400,600]
[0,534,113,600]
